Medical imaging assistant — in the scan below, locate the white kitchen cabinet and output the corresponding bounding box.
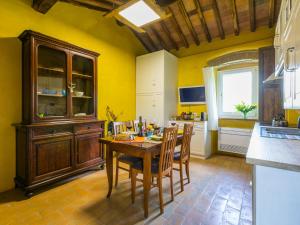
[283,22,295,108]
[136,50,178,126]
[275,0,300,109]
[136,93,164,126]
[293,2,300,108]
[136,51,164,94]
[168,121,211,159]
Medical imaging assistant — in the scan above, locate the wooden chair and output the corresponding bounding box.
[132,119,147,133]
[113,121,140,187]
[130,126,178,214]
[173,123,193,192]
[113,121,127,135]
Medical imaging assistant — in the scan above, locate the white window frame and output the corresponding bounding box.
[217,67,258,119]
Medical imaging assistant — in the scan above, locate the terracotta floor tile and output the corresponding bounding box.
[210,195,228,212]
[222,206,240,225]
[238,218,252,225]
[203,208,223,225]
[240,206,252,222]
[0,156,252,225]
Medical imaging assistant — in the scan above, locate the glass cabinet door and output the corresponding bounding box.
[36,45,68,119]
[71,55,95,117]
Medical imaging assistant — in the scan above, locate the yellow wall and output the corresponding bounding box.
[286,110,300,125]
[0,0,145,192]
[177,37,274,116]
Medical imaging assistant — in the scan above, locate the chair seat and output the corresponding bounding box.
[173,151,181,161]
[118,155,141,164]
[132,157,160,174]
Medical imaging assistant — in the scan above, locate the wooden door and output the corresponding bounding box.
[31,135,74,183]
[75,132,103,169]
[70,52,97,120]
[34,42,70,122]
[259,46,284,123]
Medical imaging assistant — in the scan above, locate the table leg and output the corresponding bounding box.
[106,143,113,198]
[143,152,151,218]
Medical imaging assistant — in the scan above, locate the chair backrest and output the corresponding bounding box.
[159,126,178,174]
[180,124,193,160]
[113,121,126,135]
[133,119,147,132]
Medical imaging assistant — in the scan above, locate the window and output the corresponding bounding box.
[218,67,258,119]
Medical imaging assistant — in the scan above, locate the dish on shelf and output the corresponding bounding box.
[38,93,64,97]
[74,113,87,117]
[73,91,84,97]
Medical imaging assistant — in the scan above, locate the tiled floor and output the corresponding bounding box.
[0,155,252,225]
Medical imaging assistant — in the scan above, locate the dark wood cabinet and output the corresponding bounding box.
[32,135,74,182]
[259,46,284,124]
[75,132,103,169]
[14,31,105,196]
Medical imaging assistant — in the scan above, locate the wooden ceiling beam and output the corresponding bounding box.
[160,21,179,50]
[249,0,256,32]
[60,0,113,11]
[194,0,211,42]
[168,7,189,48]
[268,0,275,28]
[145,32,159,51]
[104,0,124,6]
[149,27,169,50]
[231,0,239,35]
[211,0,225,39]
[32,0,58,14]
[177,0,200,46]
[132,30,153,52]
[188,4,212,16]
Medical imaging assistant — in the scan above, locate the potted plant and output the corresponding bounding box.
[235,102,257,119]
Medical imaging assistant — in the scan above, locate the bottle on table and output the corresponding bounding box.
[138,116,144,137]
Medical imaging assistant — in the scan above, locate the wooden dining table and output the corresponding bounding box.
[98,135,183,218]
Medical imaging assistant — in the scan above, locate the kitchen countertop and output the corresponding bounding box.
[246,123,300,172]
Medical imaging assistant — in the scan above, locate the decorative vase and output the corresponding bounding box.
[107,121,114,135]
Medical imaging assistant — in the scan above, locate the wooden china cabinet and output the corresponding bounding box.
[14,30,105,196]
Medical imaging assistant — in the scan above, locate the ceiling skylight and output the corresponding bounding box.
[119,0,160,27]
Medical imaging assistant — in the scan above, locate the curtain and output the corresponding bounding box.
[203,67,218,131]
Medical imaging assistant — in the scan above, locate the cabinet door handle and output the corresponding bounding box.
[286,47,296,72]
[50,129,56,134]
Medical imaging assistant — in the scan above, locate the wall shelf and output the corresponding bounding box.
[38,93,64,97]
[72,72,93,79]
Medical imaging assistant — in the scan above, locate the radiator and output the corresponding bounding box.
[218,127,252,155]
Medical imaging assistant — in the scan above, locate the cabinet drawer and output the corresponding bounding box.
[32,125,72,138]
[74,123,103,134]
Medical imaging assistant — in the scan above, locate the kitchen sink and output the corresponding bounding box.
[260,126,300,140]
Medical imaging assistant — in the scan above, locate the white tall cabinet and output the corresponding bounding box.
[275,0,300,109]
[136,50,178,126]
